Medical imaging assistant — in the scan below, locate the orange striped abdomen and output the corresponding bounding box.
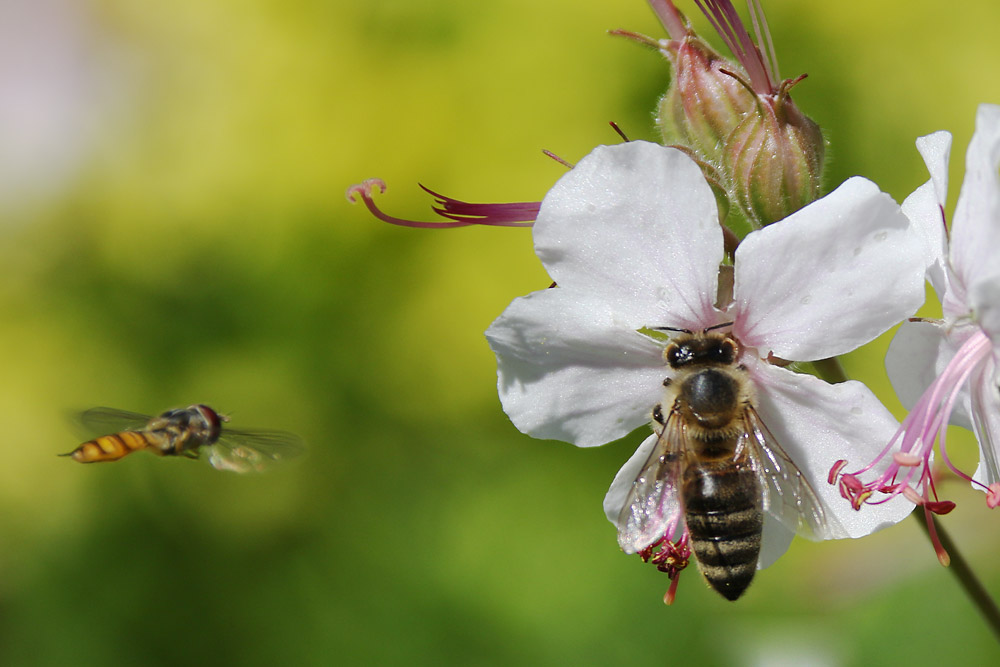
[64,431,157,463]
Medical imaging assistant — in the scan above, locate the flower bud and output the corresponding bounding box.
[656,36,756,166]
[724,79,825,226]
[642,0,826,229]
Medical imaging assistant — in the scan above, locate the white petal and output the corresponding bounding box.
[603,433,663,525]
[749,362,914,539]
[972,360,1000,489]
[970,273,1000,346]
[903,131,952,298]
[486,287,666,447]
[885,319,973,430]
[733,177,926,361]
[915,131,952,210]
[533,141,723,330]
[951,104,1000,301]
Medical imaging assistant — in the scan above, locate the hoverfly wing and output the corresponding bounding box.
[616,414,686,554]
[76,407,154,436]
[206,428,305,473]
[743,407,828,540]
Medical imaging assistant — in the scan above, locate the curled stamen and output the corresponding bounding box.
[346,178,538,229]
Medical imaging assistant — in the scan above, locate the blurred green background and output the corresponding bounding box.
[1,0,998,664]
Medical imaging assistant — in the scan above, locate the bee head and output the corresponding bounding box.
[665,332,738,369]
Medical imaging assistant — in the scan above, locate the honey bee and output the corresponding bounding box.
[62,404,304,473]
[616,329,826,601]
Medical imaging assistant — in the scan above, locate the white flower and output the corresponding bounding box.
[842,104,1000,513]
[485,141,923,596]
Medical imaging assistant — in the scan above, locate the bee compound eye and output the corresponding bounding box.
[666,344,693,368]
[665,345,678,365]
[718,338,737,363]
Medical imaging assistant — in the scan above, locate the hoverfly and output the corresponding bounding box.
[617,330,827,601]
[62,404,304,473]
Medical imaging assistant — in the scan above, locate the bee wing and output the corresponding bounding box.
[742,407,828,540]
[206,428,305,473]
[76,407,154,435]
[615,413,686,554]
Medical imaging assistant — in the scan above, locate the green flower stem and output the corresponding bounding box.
[811,356,848,384]
[914,512,1000,643]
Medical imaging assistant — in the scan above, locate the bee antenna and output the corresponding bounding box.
[703,322,734,333]
[653,326,693,334]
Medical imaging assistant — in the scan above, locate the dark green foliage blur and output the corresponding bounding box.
[1,1,998,664]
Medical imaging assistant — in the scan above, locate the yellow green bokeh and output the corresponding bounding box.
[1,0,998,664]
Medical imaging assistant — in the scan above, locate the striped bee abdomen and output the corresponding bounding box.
[682,456,764,601]
[61,431,155,463]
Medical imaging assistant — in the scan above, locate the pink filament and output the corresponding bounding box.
[694,0,775,94]
[832,330,993,509]
[346,178,537,228]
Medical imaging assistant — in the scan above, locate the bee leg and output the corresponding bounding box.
[652,404,666,425]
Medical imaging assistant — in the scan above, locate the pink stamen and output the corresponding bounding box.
[829,330,995,520]
[420,185,539,226]
[924,506,951,567]
[893,452,922,467]
[694,0,775,94]
[987,483,1000,509]
[828,459,847,484]
[902,485,924,505]
[839,473,863,493]
[647,0,691,40]
[747,0,779,84]
[346,178,538,229]
[638,521,691,604]
[925,500,956,515]
[663,575,681,606]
